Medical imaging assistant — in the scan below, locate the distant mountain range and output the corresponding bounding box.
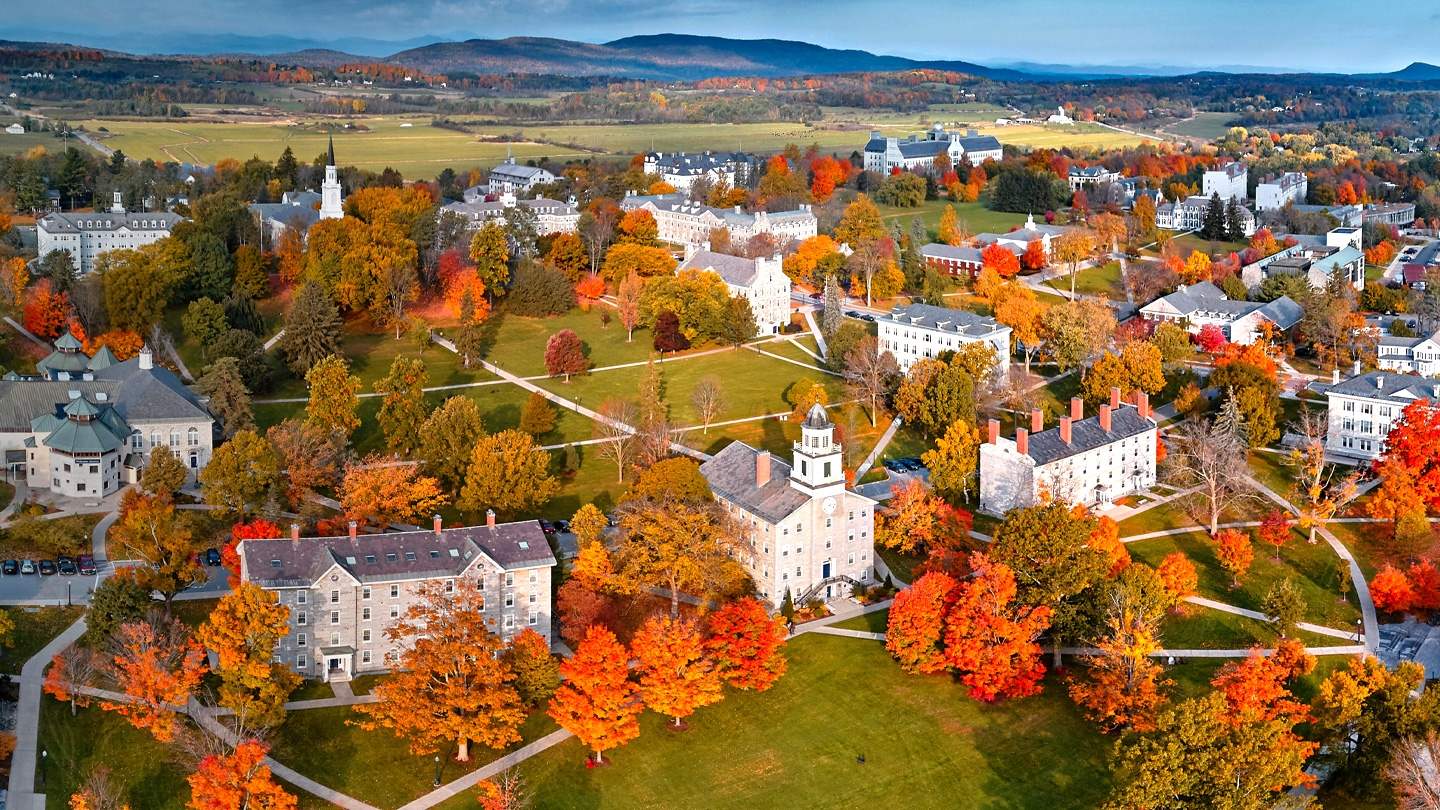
[3,31,1440,84]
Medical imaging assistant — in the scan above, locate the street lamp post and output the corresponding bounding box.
[433,755,441,787]
[41,749,47,787]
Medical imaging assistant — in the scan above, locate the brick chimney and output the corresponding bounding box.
[1136,392,1150,420]
[988,419,1000,444]
[291,523,300,544]
[1031,408,1043,433]
[1100,404,1112,432]
[1060,416,1072,444]
[756,450,771,486]
[348,521,358,541]
[486,509,496,529]
[1016,427,1028,456]
[1110,387,1121,410]
[1070,397,1083,423]
[434,514,443,535]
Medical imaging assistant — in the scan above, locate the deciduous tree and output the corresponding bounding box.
[196,583,301,727]
[547,626,642,765]
[922,420,982,505]
[843,336,899,427]
[186,739,297,810]
[1214,529,1253,587]
[110,491,204,612]
[141,446,189,496]
[1259,510,1292,562]
[612,496,745,618]
[458,430,558,518]
[544,329,589,381]
[1371,564,1415,613]
[417,395,486,496]
[340,458,448,527]
[501,629,561,707]
[101,612,207,742]
[1156,552,1198,606]
[1069,596,1169,732]
[374,356,428,456]
[943,554,1051,702]
[354,581,525,762]
[266,419,346,507]
[885,571,960,674]
[593,398,640,484]
[200,431,280,518]
[703,598,787,691]
[631,616,723,729]
[304,355,361,438]
[44,644,103,716]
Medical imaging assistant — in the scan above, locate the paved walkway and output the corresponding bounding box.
[4,316,51,350]
[853,416,903,482]
[802,309,828,358]
[1185,596,1357,640]
[755,346,841,377]
[10,616,87,810]
[395,729,575,810]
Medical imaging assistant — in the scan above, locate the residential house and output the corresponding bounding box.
[1154,195,1256,236]
[1375,331,1440,376]
[1138,281,1302,344]
[238,514,557,682]
[1324,371,1437,460]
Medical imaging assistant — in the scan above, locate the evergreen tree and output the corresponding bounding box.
[274,145,299,188]
[822,275,843,336]
[638,357,666,427]
[1215,388,1250,448]
[455,288,482,369]
[197,357,255,438]
[780,588,795,623]
[720,296,759,348]
[564,442,580,474]
[223,289,266,336]
[903,216,926,290]
[1200,193,1227,241]
[183,232,235,301]
[1224,197,1246,242]
[278,280,344,376]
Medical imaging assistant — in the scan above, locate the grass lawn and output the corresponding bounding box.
[168,597,221,632]
[266,703,559,809]
[509,633,1111,810]
[1162,113,1238,141]
[478,306,658,378]
[0,513,102,560]
[1117,502,1203,537]
[1248,450,1296,498]
[265,327,497,401]
[831,608,890,634]
[1046,262,1124,300]
[1159,605,1336,651]
[876,546,922,585]
[1127,530,1360,630]
[1164,232,1250,257]
[40,696,192,810]
[0,606,83,675]
[1325,521,1392,580]
[875,196,1027,240]
[761,339,829,371]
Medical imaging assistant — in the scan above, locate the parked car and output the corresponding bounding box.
[860,314,876,322]
[205,548,222,566]
[2,560,16,576]
[844,310,860,318]
[57,556,76,575]
[20,559,35,575]
[882,459,903,473]
[77,555,96,576]
[553,520,571,533]
[901,458,924,472]
[39,560,56,575]
[538,520,556,534]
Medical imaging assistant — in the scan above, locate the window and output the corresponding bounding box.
[361,650,371,664]
[795,566,802,577]
[169,429,180,447]
[297,654,307,669]
[430,550,440,559]
[330,632,340,645]
[390,585,399,598]
[63,463,71,473]
[151,430,161,447]
[505,572,515,587]
[444,579,455,593]
[404,551,416,561]
[529,590,538,604]
[848,553,855,565]
[795,543,802,554]
[824,539,832,549]
[528,570,538,583]
[297,613,307,626]
[131,430,143,449]
[825,518,832,528]
[824,462,831,478]
[297,634,307,647]
[390,605,399,618]
[77,483,86,492]
[505,593,515,608]
[362,607,371,620]
[848,511,854,520]
[529,610,539,626]
[330,590,339,604]
[297,592,307,604]
[330,611,339,625]
[187,427,198,446]
[365,555,376,564]
[505,615,515,629]
[362,587,371,600]
[386,553,398,563]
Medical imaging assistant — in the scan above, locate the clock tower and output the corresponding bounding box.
[791,404,846,497]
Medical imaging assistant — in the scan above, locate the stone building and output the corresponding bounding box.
[700,404,877,607]
[620,193,817,250]
[677,249,792,335]
[36,190,182,275]
[876,303,1011,373]
[238,514,557,682]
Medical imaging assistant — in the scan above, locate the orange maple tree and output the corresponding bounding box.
[1211,650,1311,725]
[1088,515,1129,577]
[1271,637,1317,682]
[885,571,961,674]
[223,520,281,587]
[702,598,788,691]
[548,626,642,765]
[1156,552,1198,607]
[1259,510,1293,562]
[1020,238,1047,271]
[101,615,208,742]
[43,645,103,716]
[942,553,1051,702]
[1068,604,1168,732]
[1410,559,1440,611]
[1214,529,1254,587]
[186,739,297,810]
[23,279,68,339]
[1368,399,1440,535]
[1371,564,1416,613]
[195,583,301,726]
[980,243,1020,278]
[353,581,525,762]
[574,273,606,308]
[631,616,723,729]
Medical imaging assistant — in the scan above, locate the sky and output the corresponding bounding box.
[4,0,1436,74]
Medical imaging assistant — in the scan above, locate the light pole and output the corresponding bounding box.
[433,755,441,787]
[41,749,46,787]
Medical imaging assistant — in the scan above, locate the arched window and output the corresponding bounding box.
[169,429,180,447]
[131,430,143,449]
[187,427,199,446]
[151,430,161,448]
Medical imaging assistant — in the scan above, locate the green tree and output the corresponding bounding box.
[196,357,254,438]
[200,430,280,516]
[182,231,235,302]
[98,248,171,333]
[507,260,574,317]
[182,298,228,360]
[223,289,266,336]
[1151,322,1194,365]
[519,391,557,437]
[1200,192,1227,240]
[305,354,362,438]
[81,570,152,648]
[469,222,510,300]
[210,328,273,394]
[418,395,487,496]
[141,447,189,496]
[991,502,1108,665]
[278,280,344,376]
[458,430,560,517]
[720,296,759,348]
[375,356,428,457]
[1262,577,1307,638]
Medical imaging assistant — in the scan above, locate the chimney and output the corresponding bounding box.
[988,418,1000,445]
[1060,416,1073,444]
[1136,392,1150,421]
[1100,404,1112,432]
[756,451,771,486]
[1016,427,1028,456]
[434,514,443,535]
[1333,368,1340,385]
[290,523,300,544]
[1031,408,1043,433]
[1353,360,1361,377]
[348,521,358,541]
[1110,387,1121,410]
[1070,397,1083,423]
[486,509,496,529]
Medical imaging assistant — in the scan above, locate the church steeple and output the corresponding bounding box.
[319,136,343,220]
[327,135,336,167]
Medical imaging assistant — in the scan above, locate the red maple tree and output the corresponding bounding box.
[1410,560,1440,612]
[1210,651,1310,725]
[942,553,1051,702]
[23,279,69,340]
[702,598,788,692]
[1194,323,1228,354]
[186,739,297,810]
[885,572,960,674]
[1157,552,1199,608]
[548,626,642,765]
[631,616,723,729]
[1259,511,1293,562]
[980,243,1020,278]
[1214,529,1254,587]
[1371,564,1417,613]
[544,329,590,382]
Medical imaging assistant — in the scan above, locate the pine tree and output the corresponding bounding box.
[223,289,267,336]
[903,216,926,289]
[1224,197,1246,242]
[563,442,580,474]
[822,275,843,337]
[780,588,795,622]
[197,357,254,438]
[278,281,343,376]
[1201,192,1227,241]
[1215,388,1250,448]
[638,357,666,427]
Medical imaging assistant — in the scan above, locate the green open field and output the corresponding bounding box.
[875,196,1028,239]
[504,633,1111,810]
[0,606,83,675]
[0,130,66,156]
[1047,261,1124,300]
[1163,113,1239,141]
[40,695,192,810]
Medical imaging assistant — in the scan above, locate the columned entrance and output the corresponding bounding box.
[319,646,355,682]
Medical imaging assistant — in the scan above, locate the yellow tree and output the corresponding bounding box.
[611,497,747,618]
[196,583,302,727]
[1287,408,1360,544]
[630,615,723,729]
[304,355,361,438]
[995,288,1045,374]
[938,205,965,246]
[352,581,526,762]
[1050,229,1097,296]
[109,491,203,614]
[1068,600,1170,732]
[922,420,981,504]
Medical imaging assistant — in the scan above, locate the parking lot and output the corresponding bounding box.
[0,558,232,606]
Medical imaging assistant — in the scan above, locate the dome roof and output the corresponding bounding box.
[803,403,831,429]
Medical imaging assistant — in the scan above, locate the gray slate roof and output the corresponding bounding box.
[91,358,212,423]
[1026,404,1155,466]
[1327,371,1440,404]
[37,210,182,233]
[699,441,811,525]
[1148,281,1300,328]
[921,243,985,264]
[241,521,557,589]
[679,250,759,286]
[880,302,1009,338]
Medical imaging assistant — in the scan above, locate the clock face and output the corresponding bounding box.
[823,497,837,515]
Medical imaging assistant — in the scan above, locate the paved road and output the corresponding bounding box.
[0,562,229,606]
